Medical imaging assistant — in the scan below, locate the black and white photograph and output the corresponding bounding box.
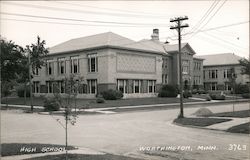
[0,0,249,160]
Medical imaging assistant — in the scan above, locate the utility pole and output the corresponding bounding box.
[28,51,34,112]
[170,16,189,118]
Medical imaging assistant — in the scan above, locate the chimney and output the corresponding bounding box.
[151,29,159,41]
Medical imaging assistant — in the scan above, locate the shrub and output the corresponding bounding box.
[209,94,225,100]
[198,89,207,94]
[158,85,178,97]
[43,97,60,111]
[96,95,105,103]
[234,84,249,94]
[241,93,250,99]
[17,85,30,97]
[101,89,123,100]
[183,90,192,98]
[206,95,211,101]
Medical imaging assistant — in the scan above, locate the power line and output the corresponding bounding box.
[1,18,164,28]
[54,1,172,19]
[186,0,227,40]
[0,12,170,26]
[2,1,170,20]
[186,0,220,35]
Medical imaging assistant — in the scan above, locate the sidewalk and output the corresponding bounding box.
[1,98,249,113]
[1,147,105,160]
[206,117,250,131]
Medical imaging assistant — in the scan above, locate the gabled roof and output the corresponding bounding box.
[49,32,135,54]
[164,43,196,54]
[197,53,243,66]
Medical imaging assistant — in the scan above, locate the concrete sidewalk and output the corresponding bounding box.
[1,98,249,113]
[206,117,250,131]
[1,147,105,160]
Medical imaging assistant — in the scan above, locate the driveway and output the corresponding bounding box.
[1,102,249,160]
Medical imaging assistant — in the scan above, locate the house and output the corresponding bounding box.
[198,53,249,92]
[32,29,203,98]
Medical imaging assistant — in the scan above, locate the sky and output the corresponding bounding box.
[0,0,249,58]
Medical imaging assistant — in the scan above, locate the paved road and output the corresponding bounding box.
[1,102,250,160]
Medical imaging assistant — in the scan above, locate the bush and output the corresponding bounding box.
[183,90,192,98]
[101,89,123,100]
[17,85,30,97]
[158,85,178,97]
[43,97,60,111]
[198,89,207,94]
[96,95,105,103]
[209,94,225,100]
[241,93,250,98]
[206,95,211,101]
[234,84,249,94]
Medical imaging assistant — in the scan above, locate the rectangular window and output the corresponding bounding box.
[58,57,66,75]
[33,81,40,93]
[162,74,168,84]
[211,82,217,91]
[133,80,142,93]
[225,83,231,91]
[70,56,79,73]
[117,79,128,94]
[58,81,65,93]
[209,70,218,79]
[46,59,54,75]
[87,79,97,94]
[148,80,156,93]
[46,81,53,93]
[33,68,39,76]
[88,54,98,72]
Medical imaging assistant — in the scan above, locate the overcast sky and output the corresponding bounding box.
[0,0,249,58]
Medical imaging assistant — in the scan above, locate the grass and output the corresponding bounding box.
[1,96,201,109]
[174,117,231,127]
[211,110,250,118]
[227,122,250,134]
[1,143,76,157]
[24,153,143,160]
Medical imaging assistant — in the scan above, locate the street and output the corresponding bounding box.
[1,102,250,160]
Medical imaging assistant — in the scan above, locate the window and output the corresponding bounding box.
[58,81,65,93]
[88,54,98,72]
[33,81,40,93]
[70,56,79,73]
[133,80,141,93]
[117,79,128,93]
[225,83,231,91]
[209,70,218,79]
[211,82,217,91]
[148,80,156,93]
[33,67,39,76]
[87,79,97,94]
[58,57,66,75]
[224,69,231,79]
[46,81,53,93]
[162,74,168,84]
[162,58,168,69]
[46,60,54,75]
[182,60,189,74]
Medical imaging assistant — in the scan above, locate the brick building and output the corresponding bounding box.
[32,29,203,98]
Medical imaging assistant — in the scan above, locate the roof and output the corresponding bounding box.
[49,32,135,54]
[197,53,243,66]
[48,32,196,55]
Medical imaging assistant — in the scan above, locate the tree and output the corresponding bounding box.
[0,38,25,82]
[239,58,250,76]
[49,74,84,160]
[26,36,48,111]
[0,38,25,100]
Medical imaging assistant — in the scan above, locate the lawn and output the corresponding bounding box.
[1,96,201,109]
[227,122,250,134]
[210,110,250,118]
[173,118,231,127]
[25,153,143,160]
[1,143,76,157]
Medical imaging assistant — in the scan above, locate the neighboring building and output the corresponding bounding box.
[32,29,203,98]
[198,53,249,92]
